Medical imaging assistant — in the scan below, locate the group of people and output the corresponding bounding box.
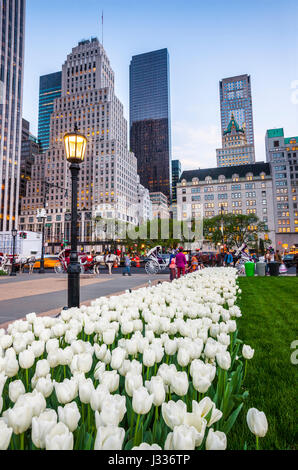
[168,247,205,281]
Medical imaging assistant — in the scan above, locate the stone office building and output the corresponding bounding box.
[19,38,138,251]
[177,162,276,248]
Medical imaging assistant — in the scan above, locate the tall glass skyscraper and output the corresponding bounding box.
[130,49,172,200]
[38,72,62,152]
[0,0,26,231]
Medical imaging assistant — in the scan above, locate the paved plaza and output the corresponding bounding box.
[0,271,166,329]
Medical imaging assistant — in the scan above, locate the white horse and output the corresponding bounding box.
[93,255,106,275]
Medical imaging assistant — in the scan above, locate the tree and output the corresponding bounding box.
[203,213,270,249]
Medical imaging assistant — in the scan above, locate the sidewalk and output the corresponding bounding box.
[0,273,166,330]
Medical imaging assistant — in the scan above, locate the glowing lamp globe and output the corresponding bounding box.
[64,127,87,164]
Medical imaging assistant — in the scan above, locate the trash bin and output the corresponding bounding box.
[268,262,280,277]
[256,262,266,277]
[245,262,255,277]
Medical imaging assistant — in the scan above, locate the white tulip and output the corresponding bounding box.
[242,345,255,360]
[193,398,223,427]
[7,405,33,434]
[58,402,81,432]
[165,425,197,450]
[143,348,156,368]
[54,379,78,405]
[79,378,94,404]
[95,395,126,427]
[246,408,268,438]
[31,410,57,449]
[132,386,154,415]
[90,384,110,412]
[103,329,116,345]
[12,337,27,354]
[45,422,74,450]
[0,419,13,450]
[35,375,54,398]
[0,335,13,350]
[19,349,35,370]
[170,371,189,397]
[177,347,190,367]
[35,359,50,378]
[94,361,106,381]
[162,400,187,430]
[94,426,125,450]
[125,372,143,397]
[206,429,227,450]
[132,443,162,450]
[0,373,7,396]
[110,347,126,370]
[145,376,166,407]
[30,341,45,358]
[164,339,177,356]
[8,380,25,403]
[216,351,231,371]
[76,353,93,374]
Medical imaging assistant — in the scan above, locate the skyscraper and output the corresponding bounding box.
[130,49,172,200]
[0,0,26,231]
[172,160,182,204]
[38,72,62,152]
[20,38,138,251]
[218,75,255,167]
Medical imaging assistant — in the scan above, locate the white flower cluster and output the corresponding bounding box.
[0,268,257,451]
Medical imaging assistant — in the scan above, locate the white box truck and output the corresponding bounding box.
[0,231,42,258]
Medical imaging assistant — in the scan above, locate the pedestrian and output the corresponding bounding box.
[123,253,132,276]
[169,256,177,281]
[191,253,199,272]
[105,251,116,276]
[175,247,187,279]
[265,249,271,275]
[224,251,234,267]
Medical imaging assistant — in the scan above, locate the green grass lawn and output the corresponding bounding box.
[228,277,298,450]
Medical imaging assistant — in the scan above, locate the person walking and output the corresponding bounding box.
[265,249,271,275]
[224,251,234,267]
[176,247,187,279]
[123,253,132,276]
[191,253,199,272]
[169,255,177,281]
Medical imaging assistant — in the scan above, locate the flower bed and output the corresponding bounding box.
[0,268,260,450]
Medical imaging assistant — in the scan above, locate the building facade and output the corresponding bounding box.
[137,179,152,224]
[0,0,26,231]
[150,192,170,219]
[218,75,255,166]
[20,119,40,202]
[266,128,298,249]
[217,114,255,167]
[38,72,62,153]
[20,38,138,251]
[130,49,172,199]
[177,162,275,247]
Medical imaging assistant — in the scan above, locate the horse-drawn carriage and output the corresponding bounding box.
[54,249,94,274]
[144,246,171,275]
[0,253,36,274]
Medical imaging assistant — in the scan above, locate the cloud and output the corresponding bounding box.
[172,121,221,171]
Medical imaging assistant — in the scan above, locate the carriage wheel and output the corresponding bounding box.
[145,260,160,275]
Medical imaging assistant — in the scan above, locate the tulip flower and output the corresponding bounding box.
[125,372,143,397]
[170,371,189,397]
[58,402,81,432]
[0,419,13,450]
[103,329,116,345]
[243,345,255,360]
[145,376,166,407]
[79,378,94,404]
[177,347,190,368]
[19,349,35,370]
[30,341,45,358]
[90,384,110,412]
[35,359,50,378]
[206,429,227,450]
[132,387,154,415]
[35,375,54,398]
[54,379,78,405]
[216,351,231,371]
[110,347,126,370]
[101,371,119,393]
[94,426,125,450]
[162,400,187,430]
[31,410,57,449]
[164,425,197,450]
[193,398,223,427]
[247,408,268,449]
[45,422,74,451]
[143,348,156,368]
[9,380,25,403]
[132,443,162,450]
[95,395,126,427]
[7,404,33,435]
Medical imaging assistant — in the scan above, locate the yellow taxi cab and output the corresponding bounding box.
[33,256,60,269]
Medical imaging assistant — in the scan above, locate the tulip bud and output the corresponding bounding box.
[242,345,255,360]
[31,410,57,449]
[0,419,13,450]
[94,426,125,450]
[19,349,35,370]
[7,405,33,434]
[110,347,126,370]
[90,384,110,412]
[8,380,25,403]
[246,408,268,438]
[95,395,126,427]
[145,376,166,407]
[206,429,227,450]
[101,371,119,393]
[45,422,74,450]
[125,372,143,397]
[35,360,50,378]
[170,371,189,397]
[79,378,94,404]
[165,425,197,450]
[143,348,156,368]
[132,387,154,415]
[35,375,54,398]
[177,347,190,368]
[103,329,116,345]
[58,402,81,432]
[216,351,231,371]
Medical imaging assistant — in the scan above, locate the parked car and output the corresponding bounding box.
[33,256,60,269]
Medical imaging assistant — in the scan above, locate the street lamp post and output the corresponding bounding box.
[37,209,47,274]
[220,204,225,246]
[64,125,87,309]
[10,228,17,277]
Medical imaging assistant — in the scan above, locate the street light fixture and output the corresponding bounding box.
[37,208,47,274]
[10,228,17,277]
[220,204,225,247]
[64,124,87,308]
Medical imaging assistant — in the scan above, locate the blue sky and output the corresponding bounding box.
[23,0,298,170]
